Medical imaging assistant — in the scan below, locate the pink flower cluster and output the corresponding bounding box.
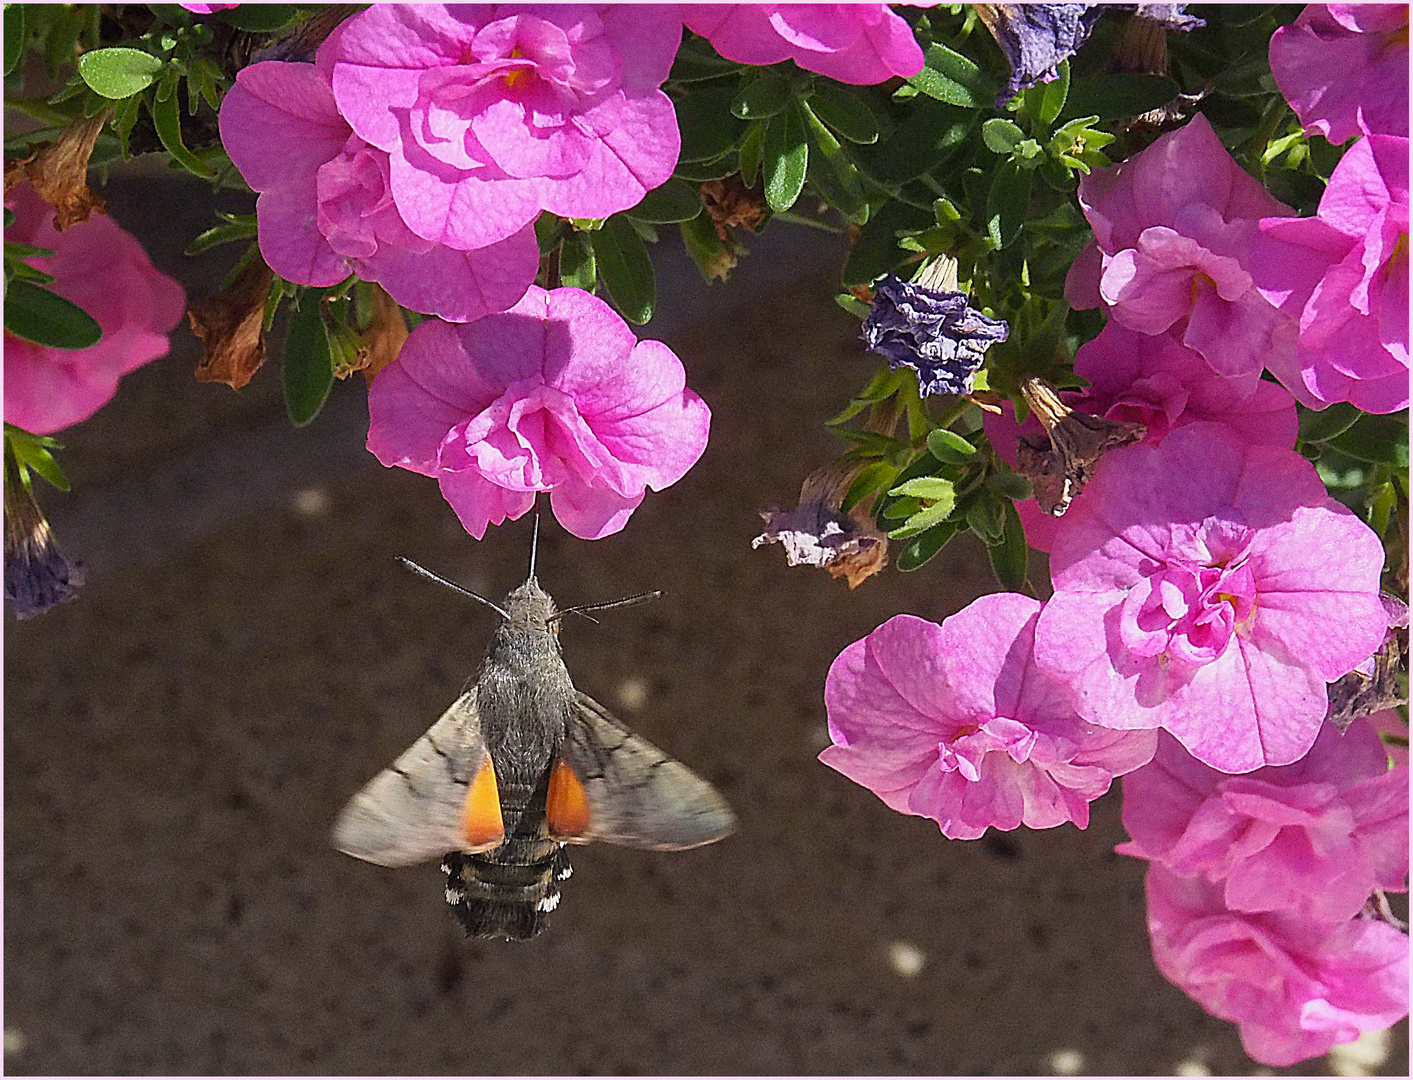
[1121,723,1408,1066]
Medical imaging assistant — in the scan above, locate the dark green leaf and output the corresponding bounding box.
[807,82,879,144]
[731,69,792,120]
[558,231,596,290]
[214,5,302,32]
[4,280,102,350]
[589,215,655,325]
[1024,60,1069,126]
[861,98,973,184]
[673,152,739,183]
[841,198,931,286]
[965,493,1005,543]
[679,213,727,282]
[982,118,1025,155]
[800,101,865,219]
[4,4,26,78]
[676,85,746,162]
[1298,401,1362,444]
[842,460,900,513]
[738,120,766,187]
[1327,413,1410,468]
[986,159,1032,248]
[534,213,565,254]
[183,214,258,256]
[670,35,742,82]
[987,499,1029,590]
[927,428,977,464]
[282,293,334,427]
[762,104,808,212]
[896,521,960,571]
[151,91,216,176]
[77,47,163,99]
[908,43,994,108]
[1061,74,1180,121]
[987,470,1032,502]
[628,179,702,224]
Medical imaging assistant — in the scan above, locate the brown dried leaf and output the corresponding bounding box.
[7,113,109,230]
[700,175,769,242]
[189,259,273,390]
[1015,378,1146,515]
[358,286,408,383]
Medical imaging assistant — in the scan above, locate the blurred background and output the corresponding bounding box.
[4,162,1406,1076]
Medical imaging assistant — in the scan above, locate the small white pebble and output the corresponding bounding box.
[885,940,925,978]
[1173,1060,1210,1076]
[291,487,331,517]
[1049,1049,1084,1075]
[617,676,649,712]
[1327,1028,1391,1076]
[810,723,833,752]
[4,1029,25,1057]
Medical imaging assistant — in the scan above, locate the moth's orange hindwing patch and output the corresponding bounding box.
[547,758,591,840]
[460,754,506,849]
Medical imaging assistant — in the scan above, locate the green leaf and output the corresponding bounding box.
[4,280,102,350]
[1298,401,1362,444]
[1021,59,1069,127]
[987,470,1032,502]
[982,118,1025,155]
[927,428,977,464]
[762,104,808,212]
[282,293,334,427]
[908,43,994,108]
[4,4,26,78]
[670,35,742,82]
[112,91,143,157]
[627,179,702,224]
[558,231,596,290]
[841,198,931,287]
[800,100,864,217]
[679,213,727,282]
[861,98,973,184]
[676,85,746,162]
[835,292,870,319]
[1060,74,1179,121]
[889,476,956,503]
[842,460,901,514]
[896,520,960,571]
[589,215,655,325]
[731,69,792,120]
[889,496,956,539]
[673,151,739,183]
[213,4,301,32]
[987,499,1029,590]
[986,159,1032,248]
[807,82,879,144]
[965,493,1005,543]
[1327,413,1410,468]
[77,47,163,99]
[151,90,217,176]
[7,428,70,491]
[183,213,258,256]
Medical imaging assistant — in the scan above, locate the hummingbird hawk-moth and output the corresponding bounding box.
[332,549,736,941]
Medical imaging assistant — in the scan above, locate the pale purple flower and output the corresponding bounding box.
[324,5,682,252]
[1144,864,1409,1067]
[1269,4,1409,142]
[1251,134,1409,414]
[681,4,924,85]
[4,182,186,436]
[982,322,1299,554]
[1065,114,1297,394]
[366,285,710,541]
[819,594,1156,840]
[1119,722,1409,922]
[1032,422,1388,774]
[218,59,537,323]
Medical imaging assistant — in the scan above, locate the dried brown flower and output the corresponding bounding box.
[4,112,109,229]
[189,259,274,390]
[753,460,889,588]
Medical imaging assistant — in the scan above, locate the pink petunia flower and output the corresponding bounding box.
[4,182,186,435]
[178,3,239,12]
[1119,722,1408,922]
[365,285,710,541]
[1269,4,1409,142]
[1032,422,1388,774]
[982,322,1299,553]
[218,59,538,323]
[819,593,1157,840]
[1065,114,1297,394]
[1144,864,1410,1068]
[324,4,682,252]
[1250,133,1409,414]
[681,4,924,85]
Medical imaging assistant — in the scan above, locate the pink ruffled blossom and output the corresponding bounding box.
[681,4,924,85]
[1120,722,1408,922]
[1032,422,1388,774]
[819,593,1156,840]
[4,182,186,435]
[178,3,239,12]
[982,322,1298,553]
[1144,864,1409,1067]
[1269,4,1409,142]
[324,5,682,252]
[1065,114,1297,393]
[366,285,710,541]
[1251,134,1409,414]
[218,59,538,323]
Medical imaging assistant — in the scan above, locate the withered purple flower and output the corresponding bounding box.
[975,3,1104,106]
[753,462,888,588]
[5,476,83,619]
[1134,5,1204,32]
[861,271,1009,398]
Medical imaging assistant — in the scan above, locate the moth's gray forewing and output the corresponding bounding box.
[332,689,492,867]
[562,692,737,850]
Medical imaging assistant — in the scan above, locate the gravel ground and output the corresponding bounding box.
[4,168,1406,1075]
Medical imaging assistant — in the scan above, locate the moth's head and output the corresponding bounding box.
[502,575,560,635]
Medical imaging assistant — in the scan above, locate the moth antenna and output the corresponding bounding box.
[397,557,510,620]
[556,590,664,622]
[528,504,541,582]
